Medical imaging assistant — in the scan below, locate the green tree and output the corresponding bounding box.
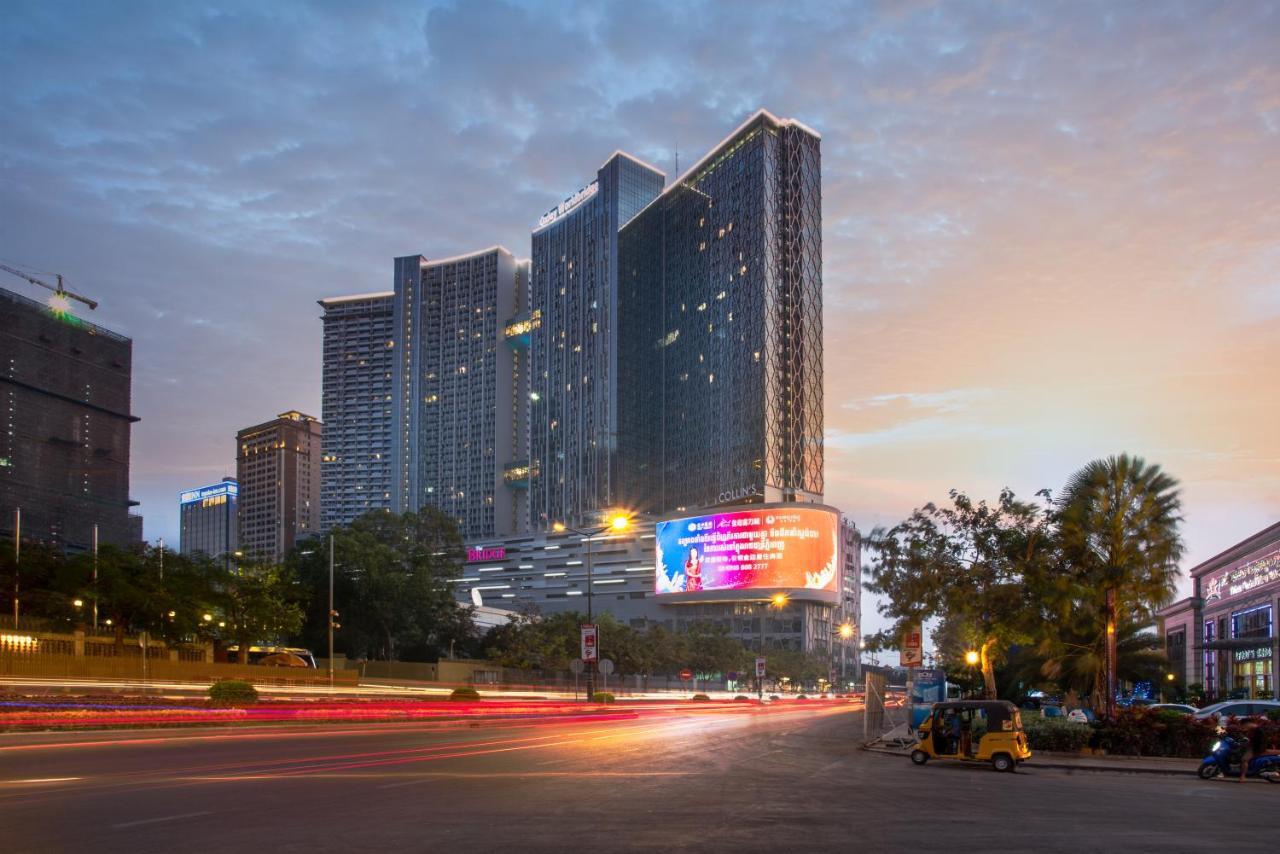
[865,488,1057,699]
[682,621,750,681]
[291,509,471,662]
[1058,454,1183,719]
[216,560,303,662]
[1032,611,1168,706]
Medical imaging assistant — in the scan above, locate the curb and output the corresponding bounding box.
[860,744,1197,777]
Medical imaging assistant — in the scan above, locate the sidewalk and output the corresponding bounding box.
[863,743,1200,777]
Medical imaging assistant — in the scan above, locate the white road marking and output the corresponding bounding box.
[112,811,212,829]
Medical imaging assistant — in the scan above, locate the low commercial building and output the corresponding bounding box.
[179,477,238,566]
[1160,521,1279,701]
[455,504,861,674]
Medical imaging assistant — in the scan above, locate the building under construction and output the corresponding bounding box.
[0,285,140,552]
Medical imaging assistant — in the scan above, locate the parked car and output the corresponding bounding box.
[1192,700,1280,720]
[1147,703,1199,715]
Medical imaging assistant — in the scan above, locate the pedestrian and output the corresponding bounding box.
[1238,723,1280,782]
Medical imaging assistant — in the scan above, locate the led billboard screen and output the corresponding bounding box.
[655,507,839,596]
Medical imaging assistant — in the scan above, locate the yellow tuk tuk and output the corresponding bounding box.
[910,700,1032,772]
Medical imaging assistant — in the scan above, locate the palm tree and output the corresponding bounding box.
[1058,455,1183,719]
[1033,609,1169,708]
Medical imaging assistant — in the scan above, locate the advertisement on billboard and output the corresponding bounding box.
[654,506,839,596]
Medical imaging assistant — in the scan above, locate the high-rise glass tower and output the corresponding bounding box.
[318,291,395,531]
[391,248,528,539]
[618,110,824,515]
[528,152,664,529]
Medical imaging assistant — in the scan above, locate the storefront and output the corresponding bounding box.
[1159,521,1280,702]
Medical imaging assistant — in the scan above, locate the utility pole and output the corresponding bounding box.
[92,524,99,631]
[328,533,335,691]
[12,507,19,624]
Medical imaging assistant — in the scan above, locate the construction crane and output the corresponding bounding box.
[0,262,99,311]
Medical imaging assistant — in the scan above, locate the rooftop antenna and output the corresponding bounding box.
[674,139,679,177]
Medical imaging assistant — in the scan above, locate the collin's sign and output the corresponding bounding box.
[755,656,767,678]
[580,625,598,662]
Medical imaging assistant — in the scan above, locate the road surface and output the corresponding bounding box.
[0,703,1273,852]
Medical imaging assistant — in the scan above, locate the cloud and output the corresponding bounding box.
[2,0,1277,640]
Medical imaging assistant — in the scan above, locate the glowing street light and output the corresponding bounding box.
[72,599,83,608]
[964,650,980,666]
[203,613,213,622]
[770,592,789,609]
[838,623,854,639]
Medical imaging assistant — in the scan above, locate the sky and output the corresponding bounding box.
[2,0,1277,640]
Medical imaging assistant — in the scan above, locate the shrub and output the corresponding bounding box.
[769,695,781,701]
[1024,716,1092,752]
[734,695,752,702]
[208,679,258,708]
[449,687,481,702]
[591,692,615,703]
[691,693,712,702]
[796,694,810,701]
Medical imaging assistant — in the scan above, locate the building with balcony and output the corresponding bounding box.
[318,291,395,531]
[391,248,530,538]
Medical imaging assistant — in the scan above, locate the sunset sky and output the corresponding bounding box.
[2,1,1276,638]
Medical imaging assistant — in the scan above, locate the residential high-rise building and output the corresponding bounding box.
[179,477,238,565]
[236,411,322,563]
[528,152,665,530]
[618,110,824,516]
[391,248,528,539]
[0,286,139,552]
[318,291,395,531]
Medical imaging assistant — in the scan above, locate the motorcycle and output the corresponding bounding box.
[1197,734,1280,782]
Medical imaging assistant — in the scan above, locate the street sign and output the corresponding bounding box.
[581,624,598,662]
[755,656,766,678]
[679,668,693,681]
[900,625,923,668]
[598,658,615,675]
[569,658,585,675]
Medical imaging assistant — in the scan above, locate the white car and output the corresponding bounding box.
[1147,703,1199,715]
[1192,700,1280,720]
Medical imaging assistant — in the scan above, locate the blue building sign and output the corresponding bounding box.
[179,481,238,505]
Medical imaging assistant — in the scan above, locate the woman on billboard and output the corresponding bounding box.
[684,547,704,592]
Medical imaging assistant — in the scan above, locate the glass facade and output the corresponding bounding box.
[618,112,824,516]
[319,292,395,531]
[529,153,664,530]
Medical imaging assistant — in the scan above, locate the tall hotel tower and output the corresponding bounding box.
[236,411,322,563]
[528,153,664,529]
[391,248,530,539]
[318,291,395,531]
[618,110,824,515]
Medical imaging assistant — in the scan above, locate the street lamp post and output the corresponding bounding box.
[328,533,335,691]
[554,512,629,702]
[838,622,854,691]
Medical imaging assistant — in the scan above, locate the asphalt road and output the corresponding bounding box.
[1,704,1275,853]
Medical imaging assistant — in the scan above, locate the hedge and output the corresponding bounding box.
[208,680,258,707]
[448,687,482,702]
[591,692,616,703]
[1024,716,1092,752]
